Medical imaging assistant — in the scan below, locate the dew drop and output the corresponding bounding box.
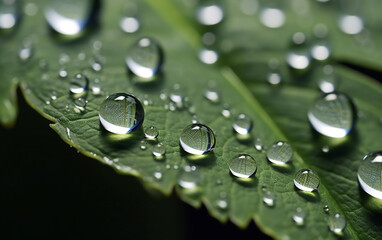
[328,213,346,234]
[232,114,253,135]
[262,189,275,207]
[153,171,163,181]
[69,73,89,96]
[195,1,224,26]
[91,60,102,72]
[221,107,231,118]
[140,140,147,150]
[294,169,320,192]
[177,165,201,189]
[308,92,356,138]
[323,205,330,213]
[18,43,33,62]
[216,199,228,210]
[229,154,257,178]
[267,72,282,86]
[99,93,144,134]
[126,37,163,79]
[317,65,338,93]
[338,15,364,35]
[152,143,166,159]
[120,17,140,33]
[286,32,311,70]
[266,141,293,165]
[179,123,216,155]
[144,126,159,139]
[311,39,331,61]
[198,48,218,65]
[357,151,382,199]
[0,0,19,30]
[259,7,285,29]
[59,68,68,78]
[254,138,264,151]
[91,82,102,96]
[45,0,100,36]
[204,82,220,103]
[292,207,306,226]
[321,145,330,153]
[74,97,87,112]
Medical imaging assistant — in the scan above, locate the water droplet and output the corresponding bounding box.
[198,48,218,64]
[126,37,163,79]
[317,65,338,93]
[99,93,144,134]
[254,138,263,151]
[140,140,148,150]
[24,2,38,16]
[0,0,19,30]
[202,32,216,46]
[308,92,355,138]
[144,126,159,139]
[18,43,33,62]
[120,17,140,33]
[286,32,311,70]
[204,82,220,103]
[262,189,275,207]
[179,123,216,155]
[328,213,346,234]
[221,107,231,118]
[266,141,293,165]
[229,154,257,178]
[45,0,100,36]
[169,84,185,109]
[240,0,258,15]
[294,169,320,192]
[338,15,364,35]
[314,23,329,38]
[177,165,201,189]
[321,145,330,153]
[216,199,228,210]
[259,8,285,29]
[311,39,331,61]
[292,208,306,226]
[153,171,163,181]
[39,59,49,71]
[267,72,282,86]
[91,60,102,72]
[74,97,86,112]
[152,143,166,159]
[323,205,329,213]
[216,179,222,185]
[357,151,382,199]
[69,73,89,96]
[91,82,102,95]
[59,68,68,78]
[232,114,253,135]
[196,1,224,26]
[50,91,57,100]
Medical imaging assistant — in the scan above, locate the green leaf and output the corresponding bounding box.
[1,0,382,239]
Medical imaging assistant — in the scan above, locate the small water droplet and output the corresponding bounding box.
[0,0,19,30]
[338,15,363,35]
[91,60,102,72]
[45,0,100,36]
[262,189,275,207]
[39,59,49,71]
[74,97,87,112]
[152,143,166,159]
[229,154,257,178]
[99,93,144,134]
[357,151,382,199]
[59,68,68,78]
[204,82,220,103]
[140,140,148,150]
[292,208,306,226]
[91,82,102,95]
[196,1,224,26]
[259,7,285,29]
[177,165,201,189]
[126,37,163,79]
[328,213,346,234]
[266,141,293,165]
[50,91,57,100]
[198,48,218,64]
[179,123,216,155]
[254,138,263,151]
[69,73,89,96]
[240,0,258,15]
[18,42,33,62]
[120,16,140,33]
[216,199,228,210]
[286,32,311,70]
[323,205,329,213]
[311,39,331,61]
[294,169,320,192]
[267,72,282,86]
[202,32,216,46]
[316,65,338,93]
[216,179,222,185]
[154,171,163,181]
[233,114,253,135]
[221,108,231,118]
[308,92,356,138]
[144,126,159,139]
[321,145,330,153]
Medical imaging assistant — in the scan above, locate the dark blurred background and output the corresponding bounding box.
[0,92,271,239]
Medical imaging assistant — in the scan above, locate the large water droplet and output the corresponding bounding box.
[177,165,201,189]
[292,207,306,226]
[144,126,159,139]
[294,169,320,192]
[69,73,89,96]
[328,213,346,234]
[259,7,285,29]
[179,123,216,155]
[45,0,100,36]
[229,154,257,178]
[308,92,355,138]
[266,141,293,165]
[0,0,20,31]
[357,151,382,199]
[126,37,163,79]
[99,93,144,134]
[338,15,364,35]
[232,114,253,135]
[196,1,224,26]
[286,32,311,70]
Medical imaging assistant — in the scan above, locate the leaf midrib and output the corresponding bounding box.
[144,0,360,238]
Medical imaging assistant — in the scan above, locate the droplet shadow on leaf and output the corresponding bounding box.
[180,148,216,167]
[231,173,258,188]
[359,185,382,214]
[128,71,165,92]
[270,163,295,174]
[295,187,321,203]
[99,123,143,150]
